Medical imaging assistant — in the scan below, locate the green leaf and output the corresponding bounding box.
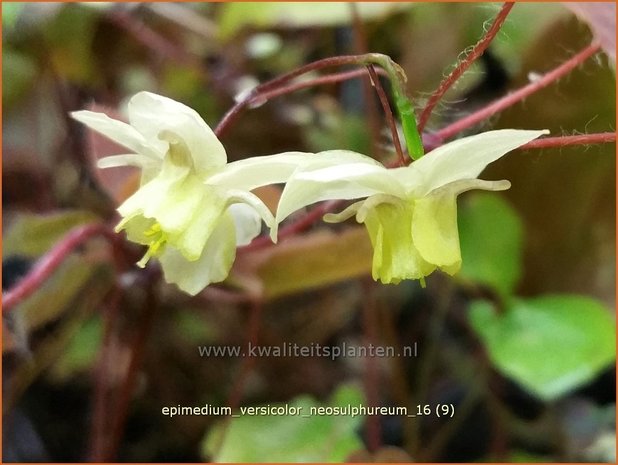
[2,3,26,30]
[458,193,523,296]
[49,316,103,382]
[250,227,373,300]
[218,2,410,39]
[202,384,364,462]
[2,48,38,110]
[44,4,100,84]
[469,295,616,401]
[3,210,99,258]
[19,257,106,331]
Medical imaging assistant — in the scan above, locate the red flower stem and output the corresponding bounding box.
[106,275,159,461]
[418,2,515,132]
[247,68,388,106]
[239,200,343,252]
[521,132,615,149]
[216,56,369,138]
[89,285,122,461]
[212,299,263,459]
[2,224,120,314]
[362,278,381,452]
[215,53,409,139]
[109,11,200,72]
[434,42,602,142]
[367,64,406,166]
[350,2,383,158]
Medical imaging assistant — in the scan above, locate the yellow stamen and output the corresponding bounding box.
[137,222,167,267]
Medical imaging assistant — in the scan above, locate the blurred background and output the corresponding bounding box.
[2,2,616,462]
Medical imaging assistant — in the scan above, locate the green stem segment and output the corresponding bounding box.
[395,92,424,161]
[216,52,425,160]
[363,54,425,160]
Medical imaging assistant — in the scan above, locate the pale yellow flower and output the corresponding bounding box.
[275,129,548,284]
[72,92,309,294]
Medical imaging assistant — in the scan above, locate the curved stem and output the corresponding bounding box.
[521,132,615,149]
[215,55,373,139]
[239,200,343,252]
[434,42,602,142]
[418,2,515,132]
[106,273,159,461]
[215,54,423,159]
[248,68,388,106]
[3,224,121,313]
[367,64,406,166]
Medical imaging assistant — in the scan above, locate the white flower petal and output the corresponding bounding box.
[225,189,276,241]
[363,202,435,283]
[71,110,160,159]
[432,178,511,196]
[172,186,228,261]
[97,154,155,169]
[117,159,192,231]
[323,201,363,223]
[228,203,262,246]
[128,92,227,172]
[355,194,402,223]
[159,213,237,295]
[209,152,314,191]
[409,129,548,195]
[274,150,403,223]
[411,191,461,272]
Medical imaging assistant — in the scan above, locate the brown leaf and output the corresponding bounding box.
[232,226,372,300]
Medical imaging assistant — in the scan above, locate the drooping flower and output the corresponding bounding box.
[275,129,548,284]
[72,91,311,295]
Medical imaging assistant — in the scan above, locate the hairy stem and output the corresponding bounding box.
[3,224,121,313]
[418,2,514,132]
[521,132,615,149]
[215,54,423,159]
[247,68,388,107]
[367,64,406,165]
[434,42,602,142]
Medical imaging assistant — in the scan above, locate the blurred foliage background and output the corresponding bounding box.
[2,2,616,462]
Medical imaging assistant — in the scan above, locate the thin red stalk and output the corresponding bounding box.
[108,11,200,71]
[362,278,381,453]
[521,132,615,149]
[89,286,122,461]
[247,68,388,107]
[418,2,514,132]
[215,54,396,138]
[367,65,406,166]
[237,43,605,252]
[350,2,383,158]
[106,274,159,461]
[239,200,343,252]
[226,300,263,411]
[2,224,119,313]
[434,42,602,142]
[212,300,263,459]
